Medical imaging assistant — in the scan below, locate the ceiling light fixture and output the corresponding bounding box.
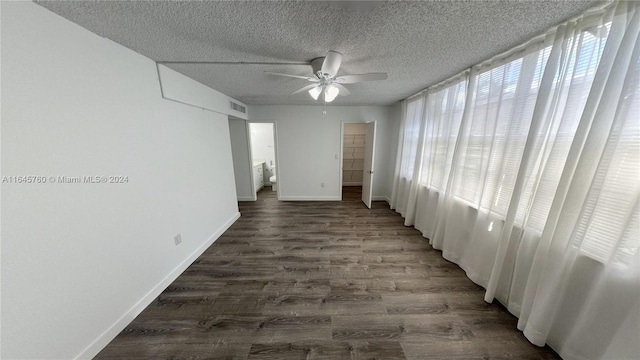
[324,84,339,102]
[307,83,339,102]
[308,85,322,100]
[267,50,388,103]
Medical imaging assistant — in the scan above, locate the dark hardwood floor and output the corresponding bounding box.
[96,187,559,359]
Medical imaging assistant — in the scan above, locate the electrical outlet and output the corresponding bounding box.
[321,182,325,188]
[174,234,182,246]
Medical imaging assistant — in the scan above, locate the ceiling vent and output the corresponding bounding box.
[230,101,246,114]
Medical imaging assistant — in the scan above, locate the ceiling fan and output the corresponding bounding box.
[265,51,388,102]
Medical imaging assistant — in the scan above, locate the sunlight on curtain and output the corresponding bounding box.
[517,5,640,357]
[392,96,425,216]
[411,76,467,236]
[452,53,543,215]
[426,41,554,288]
[518,25,608,233]
[487,13,610,307]
[400,97,425,179]
[420,77,467,191]
[390,2,640,358]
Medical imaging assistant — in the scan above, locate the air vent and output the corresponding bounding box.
[230,101,246,114]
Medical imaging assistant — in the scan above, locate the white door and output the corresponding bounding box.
[362,121,377,208]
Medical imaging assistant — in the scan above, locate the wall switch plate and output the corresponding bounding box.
[174,234,182,246]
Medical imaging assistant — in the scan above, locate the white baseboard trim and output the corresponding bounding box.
[237,196,255,201]
[278,196,341,201]
[75,212,241,360]
[343,182,362,186]
[371,195,391,204]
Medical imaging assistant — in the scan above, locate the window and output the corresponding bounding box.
[451,47,550,216]
[399,97,425,178]
[522,25,609,232]
[420,78,467,191]
[575,46,640,264]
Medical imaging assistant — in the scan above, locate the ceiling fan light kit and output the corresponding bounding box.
[265,50,388,103]
[324,84,340,102]
[308,85,322,100]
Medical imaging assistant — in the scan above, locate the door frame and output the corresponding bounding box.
[361,120,377,208]
[247,120,280,201]
[339,121,374,201]
[245,120,258,201]
[339,121,352,200]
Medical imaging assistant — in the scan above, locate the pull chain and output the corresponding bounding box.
[323,93,327,115]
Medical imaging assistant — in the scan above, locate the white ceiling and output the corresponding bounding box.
[37,0,604,106]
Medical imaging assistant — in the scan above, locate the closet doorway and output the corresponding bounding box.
[341,122,377,208]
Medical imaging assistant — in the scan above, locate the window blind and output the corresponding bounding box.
[451,48,550,216]
[522,28,608,232]
[420,79,466,190]
[575,46,640,264]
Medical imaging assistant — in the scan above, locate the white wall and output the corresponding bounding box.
[249,123,276,183]
[1,3,240,359]
[229,119,255,200]
[249,105,397,201]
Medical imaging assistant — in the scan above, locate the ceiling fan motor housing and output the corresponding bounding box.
[310,57,325,79]
[265,50,386,99]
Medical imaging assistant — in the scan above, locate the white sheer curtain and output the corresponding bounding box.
[429,40,553,288]
[390,95,425,217]
[515,4,640,358]
[413,74,467,236]
[390,2,640,358]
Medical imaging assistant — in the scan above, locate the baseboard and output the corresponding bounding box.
[75,211,241,360]
[372,195,391,204]
[343,182,362,186]
[278,196,341,201]
[237,196,255,201]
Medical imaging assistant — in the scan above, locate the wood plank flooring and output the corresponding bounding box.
[96,187,559,359]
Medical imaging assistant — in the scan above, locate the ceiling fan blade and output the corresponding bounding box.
[291,83,319,95]
[265,71,317,81]
[333,83,351,96]
[321,51,343,78]
[335,73,388,84]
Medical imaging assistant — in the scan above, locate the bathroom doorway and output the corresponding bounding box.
[248,122,278,199]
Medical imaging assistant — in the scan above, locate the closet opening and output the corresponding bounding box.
[340,122,376,208]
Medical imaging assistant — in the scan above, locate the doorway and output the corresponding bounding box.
[248,122,278,199]
[340,121,376,208]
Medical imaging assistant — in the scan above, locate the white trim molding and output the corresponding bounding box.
[75,212,241,360]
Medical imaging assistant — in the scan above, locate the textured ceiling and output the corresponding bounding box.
[37,0,604,106]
